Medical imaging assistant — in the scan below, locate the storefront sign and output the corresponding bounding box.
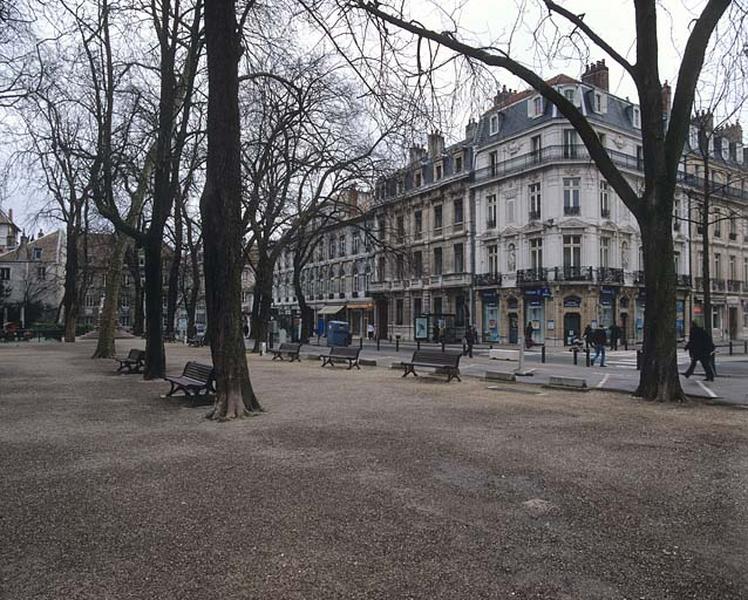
[563,295,581,308]
[524,287,552,298]
[480,290,498,303]
[547,319,555,331]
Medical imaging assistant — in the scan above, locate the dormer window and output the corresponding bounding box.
[454,153,463,173]
[435,162,443,180]
[415,171,422,188]
[633,107,641,128]
[489,114,499,135]
[532,96,543,117]
[564,89,575,103]
[32,247,42,260]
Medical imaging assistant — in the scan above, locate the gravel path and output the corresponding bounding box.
[1,341,747,599]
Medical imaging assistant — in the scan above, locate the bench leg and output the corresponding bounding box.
[402,365,417,378]
[166,382,177,397]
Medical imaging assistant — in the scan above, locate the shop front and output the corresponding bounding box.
[562,295,582,345]
[599,286,617,328]
[480,289,500,343]
[523,286,551,344]
[346,300,374,338]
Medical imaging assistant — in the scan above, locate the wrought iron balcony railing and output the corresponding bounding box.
[475,272,502,287]
[517,267,548,284]
[555,265,594,282]
[597,267,624,284]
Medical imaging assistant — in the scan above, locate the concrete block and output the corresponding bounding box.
[390,362,405,369]
[484,371,517,382]
[359,358,377,367]
[546,376,587,390]
[489,348,519,361]
[303,353,321,361]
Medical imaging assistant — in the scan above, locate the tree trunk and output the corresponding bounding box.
[62,226,79,342]
[250,264,272,352]
[166,199,183,339]
[293,266,313,343]
[201,0,260,419]
[92,233,128,358]
[142,235,166,379]
[636,203,685,402]
[128,244,145,337]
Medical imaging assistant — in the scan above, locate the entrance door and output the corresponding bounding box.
[563,312,581,345]
[729,306,738,340]
[508,312,519,344]
[620,312,628,344]
[376,299,388,340]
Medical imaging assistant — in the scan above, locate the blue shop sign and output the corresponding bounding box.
[480,289,498,303]
[600,286,618,298]
[524,287,552,299]
[563,295,582,308]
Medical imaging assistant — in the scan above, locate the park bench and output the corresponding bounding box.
[115,349,146,374]
[401,350,462,382]
[320,346,361,370]
[163,361,215,398]
[272,342,301,362]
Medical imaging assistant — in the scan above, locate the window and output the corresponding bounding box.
[32,247,42,260]
[0,267,9,280]
[744,257,748,283]
[339,234,346,256]
[85,294,97,308]
[488,244,498,275]
[352,265,360,292]
[730,255,737,280]
[636,145,643,170]
[413,251,423,277]
[329,236,336,259]
[563,235,581,267]
[453,199,463,225]
[415,171,422,187]
[715,253,722,278]
[433,247,443,275]
[696,252,703,277]
[352,230,360,254]
[435,163,443,180]
[599,237,610,268]
[730,218,737,239]
[36,266,46,280]
[396,215,405,242]
[529,183,541,219]
[453,243,464,272]
[489,151,498,176]
[433,296,443,316]
[506,197,515,223]
[633,106,641,128]
[454,154,463,173]
[714,211,721,238]
[396,255,405,280]
[413,297,423,319]
[489,114,499,134]
[600,181,610,217]
[414,210,423,239]
[531,135,542,163]
[396,299,404,325]
[594,92,603,113]
[621,241,629,270]
[102,274,108,287]
[486,194,497,228]
[563,178,581,215]
[120,294,130,308]
[564,88,575,103]
[563,129,578,158]
[434,205,443,232]
[530,238,543,269]
[532,96,543,116]
[377,256,386,281]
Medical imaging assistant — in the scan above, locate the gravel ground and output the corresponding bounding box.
[1,340,747,600]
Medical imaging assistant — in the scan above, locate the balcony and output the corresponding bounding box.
[728,279,742,292]
[634,270,645,285]
[486,219,497,229]
[430,272,473,288]
[475,272,502,287]
[729,233,738,241]
[472,143,748,202]
[555,265,594,282]
[517,267,548,285]
[601,208,610,219]
[528,210,541,221]
[676,274,692,288]
[597,267,624,284]
[563,205,580,216]
[713,279,726,291]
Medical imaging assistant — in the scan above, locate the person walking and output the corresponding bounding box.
[367,322,374,340]
[525,322,534,349]
[583,324,592,350]
[590,327,607,367]
[683,321,715,381]
[464,326,475,358]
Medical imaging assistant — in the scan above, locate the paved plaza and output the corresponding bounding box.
[1,340,747,599]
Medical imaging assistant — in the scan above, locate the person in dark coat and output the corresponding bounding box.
[683,321,715,381]
[583,324,593,350]
[525,322,534,349]
[609,324,621,350]
[464,326,475,358]
[590,327,607,367]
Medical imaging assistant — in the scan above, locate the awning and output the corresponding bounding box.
[346,301,374,310]
[317,305,345,315]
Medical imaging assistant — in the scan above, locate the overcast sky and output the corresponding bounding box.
[2,0,746,230]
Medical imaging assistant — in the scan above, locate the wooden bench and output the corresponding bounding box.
[401,350,462,382]
[272,342,301,362]
[320,346,361,370]
[163,361,215,398]
[115,349,145,374]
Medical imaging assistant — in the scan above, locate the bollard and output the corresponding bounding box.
[744,340,747,354]
[462,342,466,355]
[585,348,590,367]
[359,337,363,350]
[396,337,400,352]
[636,350,642,370]
[541,345,546,364]
[376,337,380,351]
[417,340,421,351]
[441,340,445,352]
[572,347,578,365]
[729,340,733,356]
[624,337,628,351]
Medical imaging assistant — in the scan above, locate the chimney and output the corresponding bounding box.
[581,59,609,91]
[718,121,743,143]
[427,131,445,157]
[408,145,426,164]
[465,118,477,141]
[38,229,44,238]
[694,110,714,133]
[493,85,515,108]
[661,81,672,120]
[8,208,12,223]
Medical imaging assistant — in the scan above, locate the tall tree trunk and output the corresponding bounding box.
[201,0,260,419]
[62,225,80,342]
[142,235,166,379]
[92,233,128,358]
[166,198,183,339]
[293,265,313,343]
[636,197,685,402]
[250,262,272,352]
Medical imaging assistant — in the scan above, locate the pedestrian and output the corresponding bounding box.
[433,323,440,343]
[590,327,607,367]
[464,326,474,358]
[583,324,592,350]
[683,321,715,381]
[609,324,619,350]
[367,322,374,340]
[525,322,534,349]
